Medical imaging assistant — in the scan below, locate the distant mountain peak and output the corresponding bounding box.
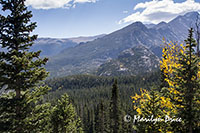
[184,11,199,18]
[132,21,144,25]
[158,21,167,25]
[154,21,168,30]
[129,21,146,28]
[121,21,147,31]
[145,23,156,29]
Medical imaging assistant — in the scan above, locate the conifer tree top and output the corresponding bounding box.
[0,0,37,50]
[0,0,48,94]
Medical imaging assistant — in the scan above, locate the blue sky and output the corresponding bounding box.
[22,0,200,38]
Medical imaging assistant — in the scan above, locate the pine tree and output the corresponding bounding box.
[95,101,107,133]
[0,0,50,132]
[171,28,200,132]
[23,87,52,132]
[121,106,134,133]
[51,94,83,133]
[109,80,122,133]
[160,28,200,132]
[132,88,171,132]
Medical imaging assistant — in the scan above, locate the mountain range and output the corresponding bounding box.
[45,12,199,77]
[31,38,77,57]
[0,12,198,77]
[29,34,106,57]
[68,34,106,44]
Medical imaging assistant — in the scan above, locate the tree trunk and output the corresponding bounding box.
[189,125,192,133]
[16,88,21,99]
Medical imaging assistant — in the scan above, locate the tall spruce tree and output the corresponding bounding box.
[110,80,122,133]
[171,28,200,132]
[51,94,83,133]
[0,0,50,132]
[95,101,107,133]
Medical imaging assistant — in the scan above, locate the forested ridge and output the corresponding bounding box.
[45,72,160,132]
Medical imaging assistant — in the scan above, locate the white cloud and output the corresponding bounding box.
[119,0,200,24]
[25,0,97,9]
[123,11,128,14]
[74,0,97,3]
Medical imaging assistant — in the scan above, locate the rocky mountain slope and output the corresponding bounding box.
[96,45,160,76]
